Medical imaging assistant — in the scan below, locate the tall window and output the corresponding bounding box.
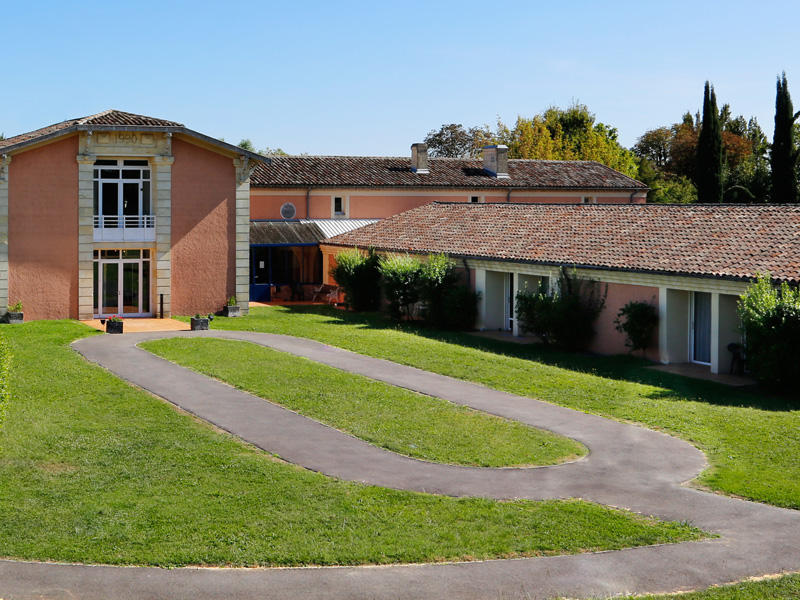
[93,159,152,227]
[333,196,345,217]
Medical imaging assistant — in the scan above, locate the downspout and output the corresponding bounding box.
[461,258,471,287]
[506,188,511,203]
[305,187,312,218]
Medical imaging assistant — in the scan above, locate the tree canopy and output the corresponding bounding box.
[771,73,800,203]
[423,104,639,178]
[696,82,724,203]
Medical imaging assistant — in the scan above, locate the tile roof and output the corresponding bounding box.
[324,203,800,283]
[251,156,646,191]
[0,110,184,151]
[0,109,266,162]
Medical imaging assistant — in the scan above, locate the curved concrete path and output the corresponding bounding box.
[3,330,799,599]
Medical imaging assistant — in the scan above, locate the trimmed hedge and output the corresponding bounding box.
[0,332,9,428]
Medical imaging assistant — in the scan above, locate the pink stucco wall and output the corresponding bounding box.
[251,190,642,219]
[348,194,466,218]
[8,135,79,320]
[589,282,660,360]
[171,137,236,315]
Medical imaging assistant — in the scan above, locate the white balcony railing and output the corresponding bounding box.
[93,215,156,242]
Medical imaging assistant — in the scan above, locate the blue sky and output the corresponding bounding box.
[4,1,799,155]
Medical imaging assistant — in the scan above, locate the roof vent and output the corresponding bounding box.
[411,143,429,174]
[280,202,297,219]
[483,145,509,179]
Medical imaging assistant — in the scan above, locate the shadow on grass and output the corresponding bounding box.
[265,305,793,412]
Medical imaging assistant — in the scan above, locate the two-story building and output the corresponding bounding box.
[0,110,260,320]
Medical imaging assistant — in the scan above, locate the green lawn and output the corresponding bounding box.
[611,573,800,599]
[0,321,702,567]
[141,337,583,467]
[205,305,800,509]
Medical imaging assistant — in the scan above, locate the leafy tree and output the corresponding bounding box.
[771,73,800,203]
[696,82,723,203]
[423,124,486,158]
[633,127,672,168]
[492,104,639,177]
[238,139,256,152]
[261,147,288,156]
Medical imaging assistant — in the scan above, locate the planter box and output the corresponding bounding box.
[191,317,210,331]
[223,305,241,318]
[5,312,23,325]
[106,320,123,334]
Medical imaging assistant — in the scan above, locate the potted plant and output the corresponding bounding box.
[104,315,123,334]
[223,296,241,317]
[190,313,212,331]
[5,301,23,324]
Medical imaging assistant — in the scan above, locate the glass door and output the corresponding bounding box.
[122,262,140,313]
[93,249,152,317]
[691,292,712,364]
[102,262,119,315]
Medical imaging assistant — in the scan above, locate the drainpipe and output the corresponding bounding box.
[305,187,312,219]
[506,189,511,203]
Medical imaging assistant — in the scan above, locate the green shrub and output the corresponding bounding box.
[330,249,381,312]
[516,267,606,351]
[0,333,9,428]
[418,254,460,326]
[738,274,800,391]
[614,300,658,353]
[378,255,422,320]
[438,284,480,330]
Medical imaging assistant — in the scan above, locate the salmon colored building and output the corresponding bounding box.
[322,202,800,375]
[0,110,259,320]
[247,143,648,300]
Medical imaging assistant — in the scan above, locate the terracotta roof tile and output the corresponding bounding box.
[251,156,646,191]
[0,110,183,151]
[324,203,800,283]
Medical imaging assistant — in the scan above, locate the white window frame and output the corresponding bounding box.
[93,159,153,227]
[332,195,349,218]
[469,195,484,204]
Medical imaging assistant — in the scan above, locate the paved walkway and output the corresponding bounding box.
[3,330,799,600]
[80,318,190,333]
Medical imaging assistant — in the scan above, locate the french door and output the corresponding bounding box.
[93,249,152,317]
[690,291,712,364]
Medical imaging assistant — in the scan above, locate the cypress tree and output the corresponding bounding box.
[696,81,723,203]
[771,73,799,203]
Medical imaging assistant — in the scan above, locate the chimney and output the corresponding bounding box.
[411,143,429,174]
[482,145,509,179]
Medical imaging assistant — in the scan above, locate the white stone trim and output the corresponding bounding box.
[77,153,96,319]
[234,156,255,314]
[152,154,174,317]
